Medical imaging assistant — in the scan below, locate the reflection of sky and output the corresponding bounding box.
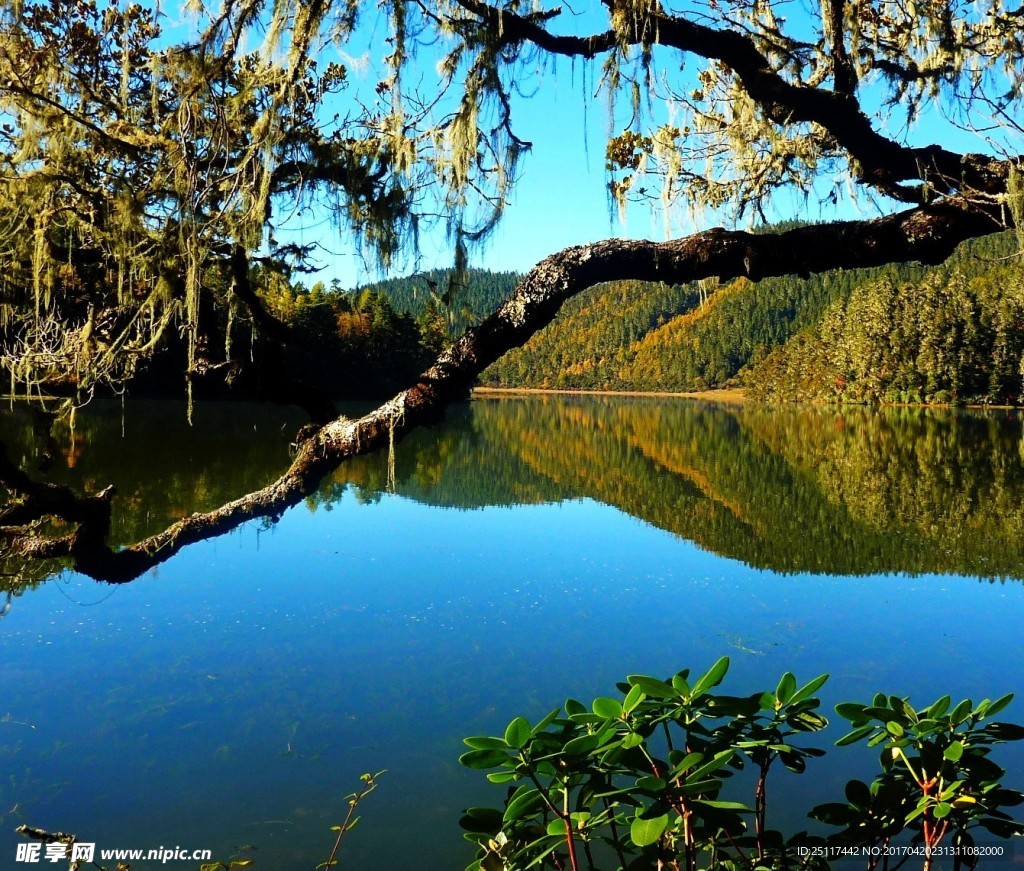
[2,493,1023,869]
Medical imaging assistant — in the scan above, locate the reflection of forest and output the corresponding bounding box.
[339,396,1024,579]
[4,397,1024,594]
[0,399,304,549]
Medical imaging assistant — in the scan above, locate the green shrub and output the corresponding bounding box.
[460,658,1024,871]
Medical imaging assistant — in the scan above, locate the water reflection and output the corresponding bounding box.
[336,397,1024,580]
[3,397,1024,592]
[0,396,1023,870]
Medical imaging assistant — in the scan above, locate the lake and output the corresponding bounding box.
[2,395,1024,869]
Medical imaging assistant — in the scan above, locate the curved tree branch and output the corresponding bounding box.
[449,0,1010,200]
[2,197,1006,583]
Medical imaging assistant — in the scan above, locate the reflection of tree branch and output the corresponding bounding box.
[0,443,113,530]
[1,199,1007,584]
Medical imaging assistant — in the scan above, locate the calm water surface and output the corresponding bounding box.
[2,396,1024,869]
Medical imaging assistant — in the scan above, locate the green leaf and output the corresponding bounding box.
[463,736,509,750]
[935,802,952,819]
[563,733,601,756]
[905,804,926,824]
[886,721,905,737]
[564,698,586,716]
[636,776,667,792]
[672,671,692,695]
[460,749,510,769]
[630,813,669,847]
[691,656,730,699]
[688,750,736,782]
[459,807,505,833]
[835,702,868,723]
[984,722,1024,741]
[622,685,645,714]
[944,741,964,762]
[546,818,568,836]
[911,718,944,738]
[977,818,1024,838]
[678,777,724,797]
[900,699,920,723]
[621,731,644,748]
[950,699,974,724]
[776,672,797,705]
[940,781,964,800]
[504,717,532,749]
[788,711,829,732]
[228,863,254,869]
[864,705,903,723]
[628,675,678,699]
[592,697,623,719]
[789,673,829,706]
[486,771,518,784]
[984,694,1015,719]
[835,725,875,746]
[779,750,807,773]
[692,799,751,812]
[928,695,952,719]
[503,787,543,823]
[570,811,592,827]
[845,780,872,810]
[670,751,704,774]
[533,708,561,734]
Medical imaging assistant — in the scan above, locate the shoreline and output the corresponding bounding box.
[472,386,748,404]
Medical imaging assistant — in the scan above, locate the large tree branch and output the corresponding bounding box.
[2,198,1005,583]
[450,0,1009,200]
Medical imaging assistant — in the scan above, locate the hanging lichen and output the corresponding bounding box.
[1008,164,1024,255]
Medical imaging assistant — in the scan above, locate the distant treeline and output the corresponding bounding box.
[254,268,520,398]
[259,274,442,398]
[352,268,521,334]
[265,230,1022,404]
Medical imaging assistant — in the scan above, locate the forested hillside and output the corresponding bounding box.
[745,234,1024,405]
[479,231,1021,399]
[248,231,1020,404]
[355,269,522,334]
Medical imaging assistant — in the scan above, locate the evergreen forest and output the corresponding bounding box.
[477,232,1024,405]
